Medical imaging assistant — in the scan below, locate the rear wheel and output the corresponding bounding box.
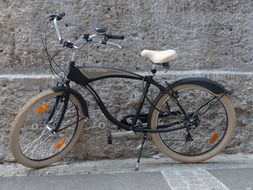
[10,89,85,168]
[149,84,236,163]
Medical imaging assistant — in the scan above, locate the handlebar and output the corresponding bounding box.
[106,34,124,40]
[47,13,124,49]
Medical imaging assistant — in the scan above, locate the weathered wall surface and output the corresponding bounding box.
[0,0,253,162]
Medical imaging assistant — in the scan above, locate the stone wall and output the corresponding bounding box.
[0,0,253,162]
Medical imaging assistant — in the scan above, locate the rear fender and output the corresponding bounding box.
[170,77,230,95]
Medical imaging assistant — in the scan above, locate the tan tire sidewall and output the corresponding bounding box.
[150,84,236,163]
[10,89,85,168]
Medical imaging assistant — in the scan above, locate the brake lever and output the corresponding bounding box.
[105,41,122,49]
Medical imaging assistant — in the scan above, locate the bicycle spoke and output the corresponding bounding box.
[195,95,224,117]
[19,125,45,145]
[22,128,51,155]
[25,133,52,158]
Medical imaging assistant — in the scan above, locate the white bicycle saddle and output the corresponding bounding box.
[141,49,177,64]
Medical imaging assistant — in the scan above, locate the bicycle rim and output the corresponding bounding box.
[150,84,235,162]
[10,89,85,167]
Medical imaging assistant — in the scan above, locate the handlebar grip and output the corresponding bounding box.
[106,34,124,40]
[48,12,65,21]
[57,12,65,20]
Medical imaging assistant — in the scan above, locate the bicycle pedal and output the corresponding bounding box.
[107,130,112,144]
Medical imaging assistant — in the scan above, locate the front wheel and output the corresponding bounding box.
[149,84,236,163]
[10,89,86,168]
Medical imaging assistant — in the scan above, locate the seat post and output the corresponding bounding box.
[151,65,157,76]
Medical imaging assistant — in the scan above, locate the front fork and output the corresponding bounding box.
[46,82,71,133]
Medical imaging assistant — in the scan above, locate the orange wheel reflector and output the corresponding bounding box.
[55,140,65,150]
[209,133,219,145]
[37,104,49,113]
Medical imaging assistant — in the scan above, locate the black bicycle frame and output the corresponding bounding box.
[65,62,187,132]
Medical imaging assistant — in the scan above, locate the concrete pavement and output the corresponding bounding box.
[0,154,253,190]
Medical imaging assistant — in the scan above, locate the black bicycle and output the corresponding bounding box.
[10,13,236,169]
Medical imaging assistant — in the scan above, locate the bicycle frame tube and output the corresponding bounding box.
[67,62,166,87]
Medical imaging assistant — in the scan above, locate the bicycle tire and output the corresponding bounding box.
[10,89,85,168]
[149,84,236,163]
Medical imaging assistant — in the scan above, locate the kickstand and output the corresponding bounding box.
[135,133,147,171]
